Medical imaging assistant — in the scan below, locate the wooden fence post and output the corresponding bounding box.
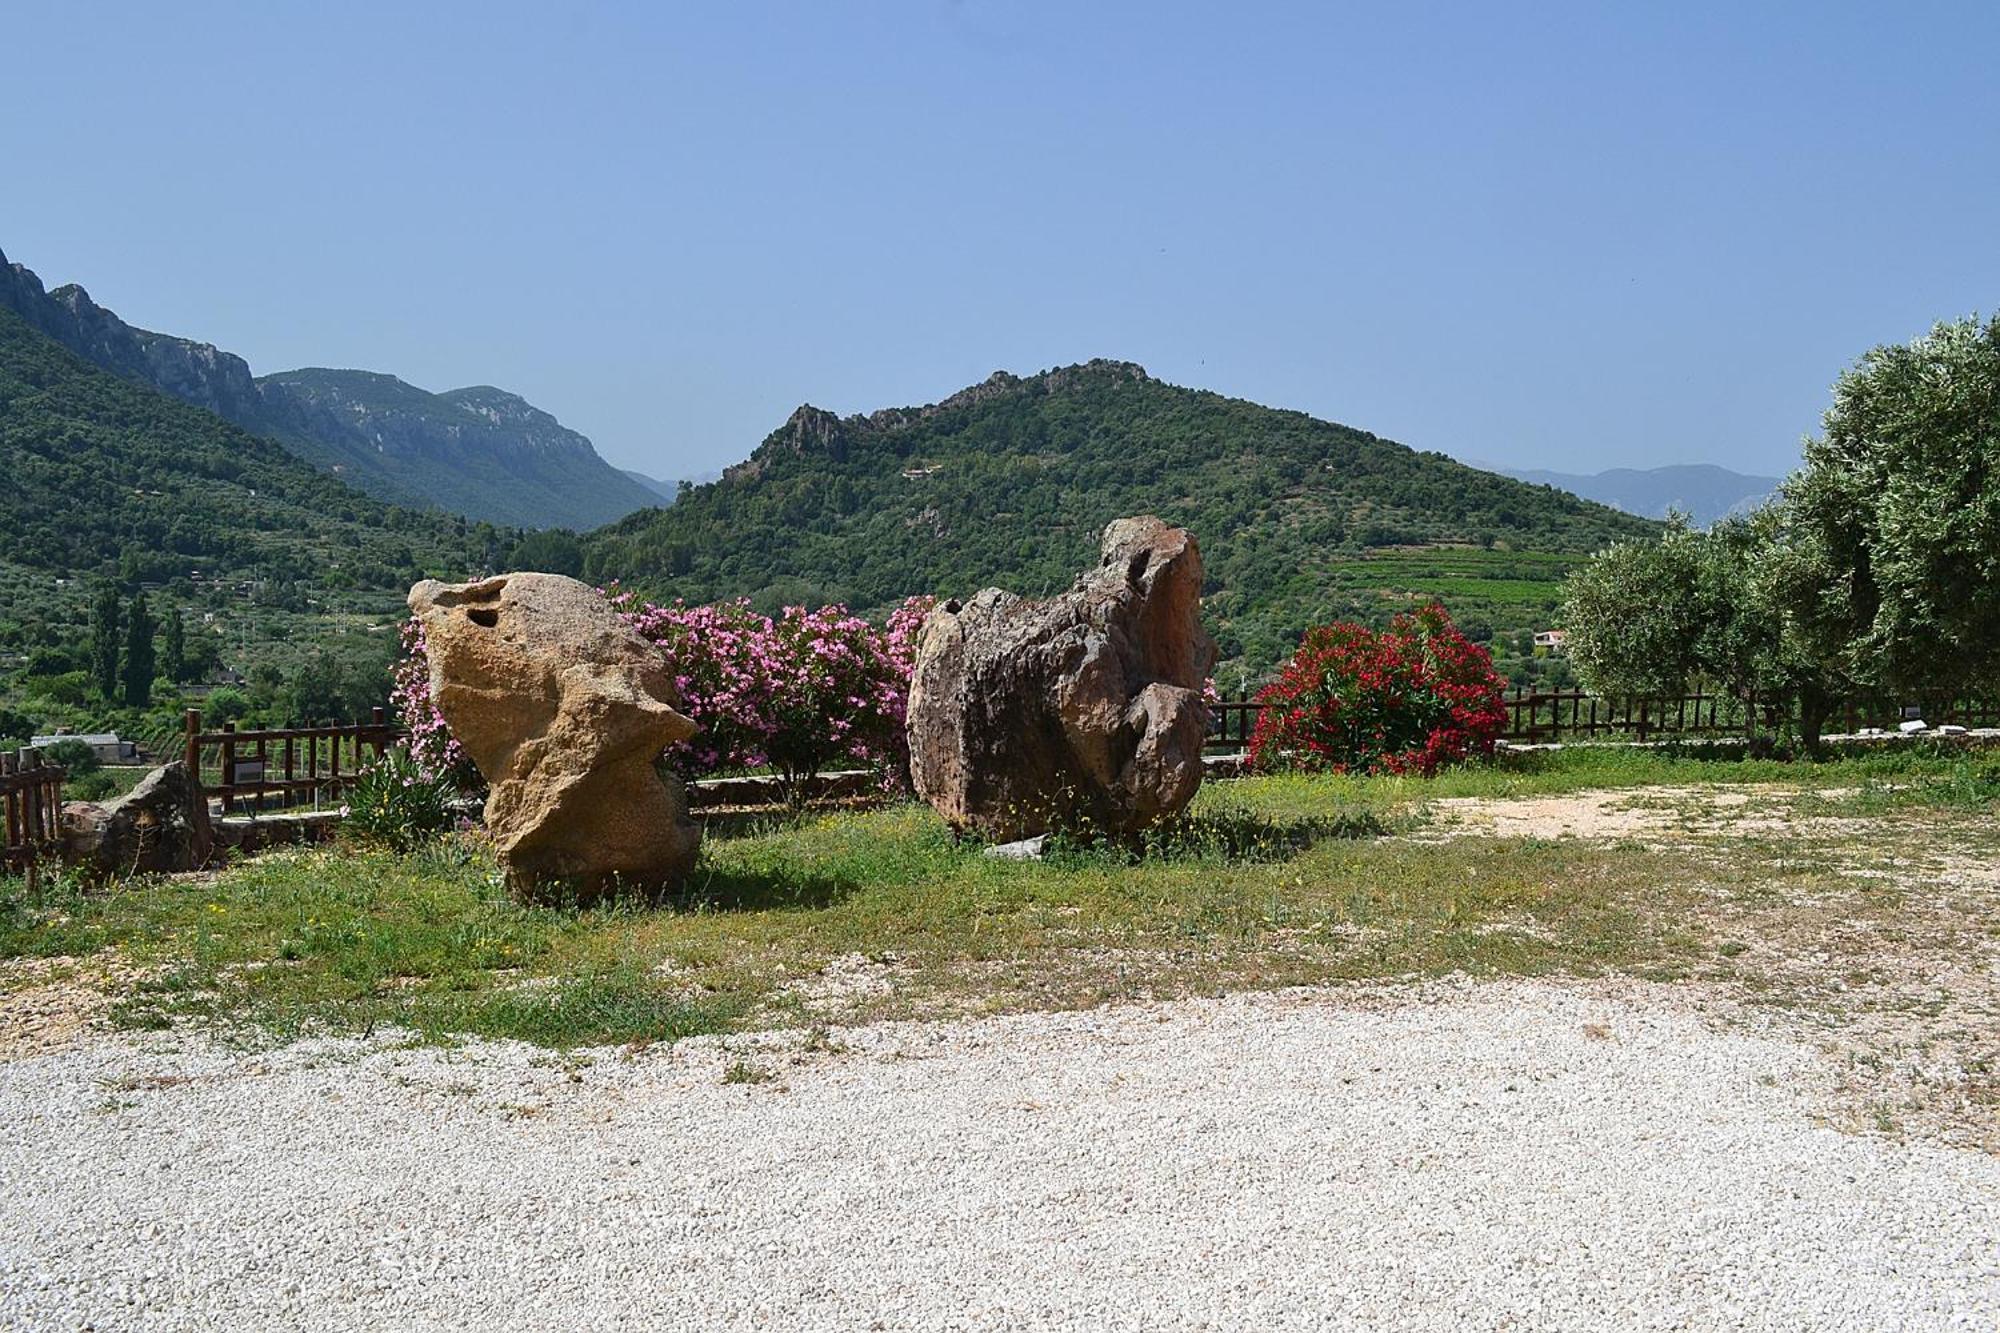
[184,709,201,778]
[219,723,236,816]
[19,747,40,903]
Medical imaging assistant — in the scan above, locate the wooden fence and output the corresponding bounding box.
[183,708,404,814]
[1,747,65,881]
[1206,687,2000,749]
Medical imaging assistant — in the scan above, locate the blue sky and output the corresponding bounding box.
[4,1,1995,480]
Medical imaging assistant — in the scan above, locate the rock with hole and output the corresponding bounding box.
[907,515,1216,841]
[406,572,700,901]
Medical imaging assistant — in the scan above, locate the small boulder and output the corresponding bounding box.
[62,761,213,875]
[907,516,1217,841]
[407,573,701,902]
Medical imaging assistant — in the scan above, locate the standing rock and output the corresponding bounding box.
[62,761,213,875]
[407,573,701,902]
[907,516,1217,840]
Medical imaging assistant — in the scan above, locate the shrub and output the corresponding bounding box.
[1248,603,1506,776]
[342,747,460,852]
[388,619,478,786]
[390,593,939,803]
[65,771,118,802]
[204,686,250,724]
[41,737,102,778]
[620,594,936,800]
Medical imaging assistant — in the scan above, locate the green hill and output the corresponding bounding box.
[585,360,1658,673]
[0,300,515,738]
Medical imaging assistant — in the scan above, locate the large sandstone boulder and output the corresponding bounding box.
[907,516,1217,841]
[63,761,213,876]
[407,573,701,902]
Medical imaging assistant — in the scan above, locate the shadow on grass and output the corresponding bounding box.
[1048,804,1385,868]
[664,862,866,914]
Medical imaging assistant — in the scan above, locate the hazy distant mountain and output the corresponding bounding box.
[619,468,680,502]
[1498,464,1782,527]
[0,244,660,530]
[617,467,725,504]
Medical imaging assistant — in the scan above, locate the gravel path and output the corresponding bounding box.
[3,981,1996,1331]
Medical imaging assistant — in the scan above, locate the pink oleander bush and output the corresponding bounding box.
[389,619,479,787]
[391,593,938,802]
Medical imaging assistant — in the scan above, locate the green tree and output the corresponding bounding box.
[161,606,187,684]
[505,529,584,578]
[1765,313,2000,698]
[122,592,156,707]
[1562,515,1832,745]
[1559,523,1706,699]
[89,584,122,700]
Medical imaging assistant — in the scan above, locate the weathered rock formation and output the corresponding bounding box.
[907,516,1217,840]
[62,762,214,876]
[406,573,701,901]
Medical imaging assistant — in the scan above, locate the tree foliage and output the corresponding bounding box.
[122,592,155,707]
[1765,313,2000,696]
[88,584,121,700]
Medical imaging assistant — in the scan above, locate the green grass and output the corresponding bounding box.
[3,745,1993,1051]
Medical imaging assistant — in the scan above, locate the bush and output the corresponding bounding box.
[342,748,460,852]
[1248,603,1506,776]
[390,593,938,802]
[65,771,118,802]
[388,619,478,786]
[623,595,936,803]
[41,738,102,778]
[204,687,250,724]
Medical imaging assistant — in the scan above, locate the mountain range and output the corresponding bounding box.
[0,298,499,591]
[1493,463,1782,527]
[0,247,660,530]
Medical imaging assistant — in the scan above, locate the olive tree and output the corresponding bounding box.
[1562,514,1833,745]
[1764,313,2000,698]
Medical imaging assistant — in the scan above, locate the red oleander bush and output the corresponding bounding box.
[1247,603,1506,776]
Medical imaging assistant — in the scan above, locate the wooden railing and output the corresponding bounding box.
[183,708,404,814]
[1206,687,2000,749]
[1,747,65,882]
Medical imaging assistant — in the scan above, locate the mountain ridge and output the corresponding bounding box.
[0,246,661,530]
[587,359,1658,669]
[1494,463,1782,527]
[0,299,500,588]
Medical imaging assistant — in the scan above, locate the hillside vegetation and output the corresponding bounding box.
[0,245,659,530]
[587,361,1656,672]
[0,305,502,588]
[0,302,509,743]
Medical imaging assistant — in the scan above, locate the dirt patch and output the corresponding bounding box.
[1419,784,2000,1150]
[1424,784,1872,844]
[776,952,906,1017]
[0,956,147,1060]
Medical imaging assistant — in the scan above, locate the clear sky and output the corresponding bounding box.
[4,1,1995,481]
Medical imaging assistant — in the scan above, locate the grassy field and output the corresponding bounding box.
[6,745,1998,1097]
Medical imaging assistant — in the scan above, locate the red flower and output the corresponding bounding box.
[1247,603,1505,777]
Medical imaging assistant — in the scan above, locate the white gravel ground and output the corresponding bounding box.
[2,980,1997,1331]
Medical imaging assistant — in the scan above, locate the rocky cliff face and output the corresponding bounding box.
[0,245,661,531]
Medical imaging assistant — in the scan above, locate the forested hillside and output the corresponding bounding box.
[0,301,515,743]
[586,361,1657,669]
[0,304,506,588]
[0,245,660,530]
